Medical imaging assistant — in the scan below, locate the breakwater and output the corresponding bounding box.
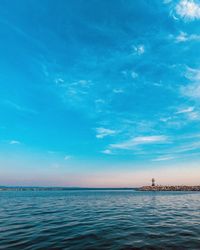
[139,185,200,191]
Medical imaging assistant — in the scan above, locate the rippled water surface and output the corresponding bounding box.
[0,190,200,249]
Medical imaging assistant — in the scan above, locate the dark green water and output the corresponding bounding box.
[0,190,200,249]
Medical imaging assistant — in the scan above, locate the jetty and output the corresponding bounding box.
[139,185,200,191]
[139,178,200,191]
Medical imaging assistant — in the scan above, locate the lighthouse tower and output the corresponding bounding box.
[152,178,155,187]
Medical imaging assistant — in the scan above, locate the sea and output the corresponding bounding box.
[0,190,200,250]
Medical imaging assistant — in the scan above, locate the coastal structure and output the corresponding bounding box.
[138,179,200,191]
[139,185,200,191]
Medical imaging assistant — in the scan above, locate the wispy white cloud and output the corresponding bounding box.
[179,132,200,140]
[55,78,92,88]
[181,67,200,99]
[175,0,200,20]
[55,77,96,114]
[96,127,118,139]
[95,99,105,104]
[176,106,200,120]
[101,149,113,155]
[77,80,92,86]
[110,135,169,150]
[187,111,200,120]
[133,45,145,55]
[55,78,65,85]
[131,71,138,79]
[152,156,175,161]
[64,155,72,160]
[170,141,200,154]
[121,70,129,78]
[175,32,188,42]
[176,106,194,114]
[3,100,37,114]
[160,116,172,122]
[9,140,21,145]
[185,67,200,81]
[113,88,124,94]
[159,105,200,130]
[175,31,200,42]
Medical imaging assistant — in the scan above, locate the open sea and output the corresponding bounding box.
[0,190,200,250]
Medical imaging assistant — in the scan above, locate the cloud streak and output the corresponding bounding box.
[133,45,145,55]
[101,149,113,155]
[175,32,200,42]
[152,156,175,161]
[64,155,72,160]
[181,67,200,99]
[110,135,169,150]
[9,140,21,145]
[3,100,37,114]
[96,127,118,139]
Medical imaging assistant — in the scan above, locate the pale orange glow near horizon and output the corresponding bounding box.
[0,162,199,188]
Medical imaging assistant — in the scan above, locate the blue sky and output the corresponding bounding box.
[0,0,200,187]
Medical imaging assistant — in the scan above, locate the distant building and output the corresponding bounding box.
[152,178,155,186]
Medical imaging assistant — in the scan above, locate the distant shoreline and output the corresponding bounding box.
[0,186,200,191]
[0,187,135,191]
